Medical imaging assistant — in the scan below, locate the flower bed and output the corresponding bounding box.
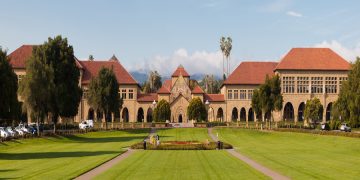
[131,140,233,150]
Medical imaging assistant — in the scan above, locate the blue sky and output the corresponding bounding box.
[1,0,360,75]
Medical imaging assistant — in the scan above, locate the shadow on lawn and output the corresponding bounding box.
[0,150,120,160]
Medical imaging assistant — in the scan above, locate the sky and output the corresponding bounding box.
[1,0,360,76]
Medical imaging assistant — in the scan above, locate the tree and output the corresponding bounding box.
[153,99,170,122]
[0,48,20,125]
[251,89,262,121]
[251,75,283,127]
[20,36,82,133]
[87,67,122,129]
[332,57,360,127]
[142,70,162,93]
[187,97,207,122]
[19,46,53,136]
[200,74,221,94]
[304,97,323,125]
[220,37,232,78]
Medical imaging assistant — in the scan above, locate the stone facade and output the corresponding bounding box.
[8,45,350,124]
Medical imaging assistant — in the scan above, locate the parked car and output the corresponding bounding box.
[79,120,94,130]
[14,127,24,136]
[0,127,10,138]
[17,124,30,134]
[321,123,330,131]
[28,125,37,135]
[5,127,16,137]
[340,123,351,132]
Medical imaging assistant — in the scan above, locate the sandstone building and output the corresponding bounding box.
[8,45,350,124]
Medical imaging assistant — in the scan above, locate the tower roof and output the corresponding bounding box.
[171,64,190,77]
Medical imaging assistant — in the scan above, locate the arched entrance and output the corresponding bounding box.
[88,108,94,120]
[106,111,112,122]
[318,105,324,122]
[146,108,153,122]
[326,103,332,121]
[122,108,129,122]
[178,114,183,123]
[240,108,246,121]
[283,102,294,121]
[231,107,238,122]
[216,108,224,122]
[248,108,254,121]
[298,102,305,121]
[137,108,144,122]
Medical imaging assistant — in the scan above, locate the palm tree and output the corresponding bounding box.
[220,37,226,79]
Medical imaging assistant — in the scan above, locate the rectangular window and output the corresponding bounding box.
[282,77,295,93]
[240,90,246,99]
[227,90,233,100]
[297,77,309,93]
[325,77,337,94]
[121,89,127,99]
[248,90,253,100]
[311,77,323,93]
[233,90,238,99]
[128,89,134,99]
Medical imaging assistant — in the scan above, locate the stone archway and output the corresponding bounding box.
[88,108,94,120]
[298,102,305,122]
[175,106,185,123]
[122,108,129,122]
[240,108,246,121]
[146,108,153,122]
[326,102,333,121]
[137,108,144,122]
[283,102,294,121]
[248,108,254,121]
[231,107,238,122]
[216,108,224,122]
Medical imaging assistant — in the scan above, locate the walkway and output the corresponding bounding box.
[75,128,157,180]
[207,128,290,180]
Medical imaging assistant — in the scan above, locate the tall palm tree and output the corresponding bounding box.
[220,37,226,79]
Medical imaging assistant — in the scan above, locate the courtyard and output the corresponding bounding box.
[1,128,359,179]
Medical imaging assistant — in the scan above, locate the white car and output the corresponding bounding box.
[340,123,351,132]
[5,127,16,137]
[79,120,94,130]
[17,124,30,134]
[15,127,24,136]
[0,127,10,138]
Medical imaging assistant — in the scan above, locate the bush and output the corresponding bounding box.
[330,120,341,130]
[206,122,227,127]
[131,141,233,150]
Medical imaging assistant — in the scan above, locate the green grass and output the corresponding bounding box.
[214,128,360,179]
[156,128,211,141]
[95,150,269,180]
[0,129,149,179]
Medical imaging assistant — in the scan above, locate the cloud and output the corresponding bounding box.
[129,49,238,76]
[314,40,360,62]
[260,0,292,13]
[286,11,303,17]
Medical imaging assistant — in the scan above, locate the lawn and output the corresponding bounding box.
[0,129,149,179]
[94,150,269,180]
[214,128,360,179]
[155,128,211,141]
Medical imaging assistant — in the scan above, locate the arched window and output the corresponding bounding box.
[283,102,294,121]
[146,108,153,122]
[298,102,305,121]
[248,108,254,121]
[137,108,144,122]
[216,108,224,122]
[122,108,129,122]
[326,103,333,121]
[240,108,246,121]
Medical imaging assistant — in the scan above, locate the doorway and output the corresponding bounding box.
[178,114,183,123]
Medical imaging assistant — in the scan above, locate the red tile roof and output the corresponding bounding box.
[8,45,34,69]
[78,60,138,85]
[137,93,158,102]
[191,85,204,94]
[157,79,172,94]
[172,64,190,77]
[223,62,278,85]
[204,94,225,102]
[275,48,350,71]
